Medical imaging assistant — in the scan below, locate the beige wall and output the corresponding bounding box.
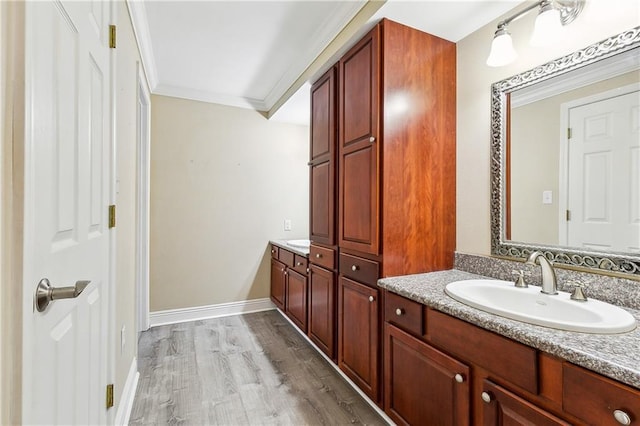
[456,0,640,256]
[150,95,309,311]
[114,0,146,412]
[510,72,638,245]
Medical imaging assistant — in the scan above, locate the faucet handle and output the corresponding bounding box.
[511,270,530,288]
[569,281,588,302]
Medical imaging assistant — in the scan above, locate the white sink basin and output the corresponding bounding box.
[286,239,310,249]
[445,279,637,334]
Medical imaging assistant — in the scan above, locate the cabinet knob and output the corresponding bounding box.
[369,296,375,302]
[395,308,404,316]
[454,374,464,383]
[271,249,275,254]
[613,410,631,425]
[306,268,310,274]
[316,253,322,258]
[284,271,288,276]
[481,392,492,403]
[351,265,359,272]
[297,262,303,266]
[369,136,376,143]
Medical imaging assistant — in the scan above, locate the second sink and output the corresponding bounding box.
[445,279,637,334]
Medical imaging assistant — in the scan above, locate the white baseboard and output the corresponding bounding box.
[149,298,275,328]
[114,357,139,426]
[275,310,394,425]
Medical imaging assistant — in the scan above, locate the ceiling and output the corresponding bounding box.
[130,0,525,126]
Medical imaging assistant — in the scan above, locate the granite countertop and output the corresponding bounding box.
[270,239,310,257]
[378,269,640,390]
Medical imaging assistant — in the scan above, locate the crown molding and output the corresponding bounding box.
[126,0,158,90]
[153,83,268,111]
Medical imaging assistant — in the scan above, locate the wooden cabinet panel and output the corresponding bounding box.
[285,269,308,333]
[339,252,379,287]
[311,68,335,160]
[338,25,380,256]
[480,379,569,426]
[340,26,379,147]
[310,161,333,245]
[308,264,336,360]
[279,249,294,268]
[310,68,336,246]
[384,291,424,337]
[563,362,640,426]
[384,324,470,426]
[338,276,379,401]
[340,144,378,254]
[270,258,286,310]
[428,309,538,395]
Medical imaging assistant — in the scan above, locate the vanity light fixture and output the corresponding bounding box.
[486,0,585,67]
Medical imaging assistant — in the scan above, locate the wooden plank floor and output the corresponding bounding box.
[129,310,387,425]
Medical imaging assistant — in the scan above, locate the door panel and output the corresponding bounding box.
[285,269,308,332]
[270,259,286,310]
[310,160,332,244]
[23,1,111,424]
[308,264,336,359]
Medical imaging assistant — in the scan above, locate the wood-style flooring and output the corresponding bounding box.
[129,310,387,425]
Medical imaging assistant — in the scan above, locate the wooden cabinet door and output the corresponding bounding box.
[339,26,380,255]
[285,269,308,333]
[384,324,470,426]
[338,276,379,401]
[308,264,336,360]
[310,68,336,246]
[480,380,570,426]
[270,258,286,310]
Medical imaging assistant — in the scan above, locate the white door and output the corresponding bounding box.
[22,1,112,424]
[566,88,640,253]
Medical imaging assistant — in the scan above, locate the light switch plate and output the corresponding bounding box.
[284,219,292,231]
[542,190,553,204]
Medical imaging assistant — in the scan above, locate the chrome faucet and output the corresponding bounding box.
[525,251,558,295]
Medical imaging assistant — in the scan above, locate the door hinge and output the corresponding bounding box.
[108,205,116,229]
[566,210,571,221]
[567,127,572,139]
[106,384,114,409]
[109,25,116,49]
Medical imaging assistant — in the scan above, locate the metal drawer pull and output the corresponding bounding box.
[369,136,375,143]
[454,374,464,383]
[296,262,303,266]
[368,296,375,302]
[35,278,91,312]
[481,392,492,403]
[395,308,404,316]
[316,253,322,258]
[613,410,631,425]
[271,249,275,254]
[351,265,359,271]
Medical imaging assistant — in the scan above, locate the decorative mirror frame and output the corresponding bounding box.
[490,26,640,276]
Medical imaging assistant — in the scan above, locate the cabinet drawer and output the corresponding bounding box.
[279,248,295,268]
[384,291,424,336]
[563,363,640,425]
[293,254,308,275]
[427,309,538,394]
[310,244,335,269]
[270,245,279,259]
[339,253,379,286]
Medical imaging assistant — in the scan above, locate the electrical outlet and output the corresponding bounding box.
[121,325,126,354]
[542,190,553,205]
[284,219,292,231]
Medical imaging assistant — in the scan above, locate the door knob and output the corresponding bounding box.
[35,278,91,312]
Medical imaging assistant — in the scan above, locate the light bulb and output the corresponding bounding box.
[530,5,563,47]
[486,28,517,67]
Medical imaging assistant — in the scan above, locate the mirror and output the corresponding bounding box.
[491,26,640,275]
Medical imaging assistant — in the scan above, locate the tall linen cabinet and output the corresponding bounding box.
[309,18,456,404]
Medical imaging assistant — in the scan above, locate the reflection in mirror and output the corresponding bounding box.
[491,27,640,275]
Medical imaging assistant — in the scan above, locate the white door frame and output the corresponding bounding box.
[136,63,151,333]
[558,82,640,245]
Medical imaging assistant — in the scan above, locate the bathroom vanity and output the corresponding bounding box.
[380,268,640,426]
